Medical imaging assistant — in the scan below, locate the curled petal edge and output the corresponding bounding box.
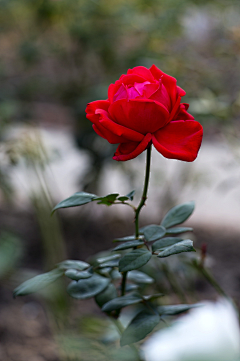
[113,133,152,161]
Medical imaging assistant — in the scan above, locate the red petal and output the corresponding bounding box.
[113,133,152,161]
[86,100,110,115]
[173,103,194,121]
[152,120,203,162]
[108,99,169,135]
[86,100,110,125]
[149,82,171,110]
[108,75,145,103]
[92,124,127,144]
[96,109,144,142]
[127,66,155,82]
[169,95,181,122]
[177,86,186,97]
[149,65,178,108]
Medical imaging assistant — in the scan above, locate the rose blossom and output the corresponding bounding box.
[86,65,203,162]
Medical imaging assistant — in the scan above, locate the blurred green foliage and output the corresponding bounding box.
[1,0,240,124]
[1,0,240,190]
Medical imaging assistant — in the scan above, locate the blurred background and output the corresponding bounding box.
[1,0,240,360]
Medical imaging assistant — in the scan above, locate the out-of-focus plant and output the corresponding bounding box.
[1,0,240,191]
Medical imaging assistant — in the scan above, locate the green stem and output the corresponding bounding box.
[120,146,152,299]
[198,265,227,298]
[135,145,152,238]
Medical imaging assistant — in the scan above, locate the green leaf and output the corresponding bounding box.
[120,310,160,346]
[99,259,119,268]
[161,202,195,228]
[57,259,89,271]
[113,235,140,242]
[128,270,154,284]
[67,274,110,299]
[157,240,195,258]
[158,304,201,316]
[13,269,63,297]
[166,227,193,235]
[65,269,92,280]
[143,293,164,301]
[102,293,142,312]
[95,283,118,308]
[119,249,152,272]
[123,284,139,292]
[143,225,166,242]
[53,192,97,212]
[112,240,144,251]
[97,254,121,263]
[111,270,154,284]
[118,190,135,202]
[96,193,119,206]
[152,237,183,252]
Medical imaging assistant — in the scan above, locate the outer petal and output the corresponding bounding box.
[173,103,194,121]
[149,65,178,108]
[109,99,169,135]
[127,66,156,82]
[86,100,110,120]
[92,124,127,144]
[152,120,203,162]
[96,109,144,142]
[113,133,152,161]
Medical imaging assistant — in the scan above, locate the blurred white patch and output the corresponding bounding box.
[143,299,240,361]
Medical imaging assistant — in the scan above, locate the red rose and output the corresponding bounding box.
[86,65,203,162]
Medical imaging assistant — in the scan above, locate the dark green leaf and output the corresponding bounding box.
[13,269,63,297]
[152,237,183,252]
[119,249,152,272]
[120,310,160,346]
[102,293,142,312]
[99,267,112,276]
[123,284,139,292]
[67,274,109,299]
[166,227,193,235]
[112,240,144,251]
[99,259,119,268]
[161,202,195,228]
[128,270,154,284]
[97,254,121,264]
[57,260,89,271]
[157,240,195,258]
[125,190,135,201]
[143,293,164,301]
[113,235,139,242]
[110,270,154,284]
[96,193,119,206]
[95,283,118,308]
[53,192,97,212]
[118,190,135,202]
[117,196,129,201]
[65,269,92,280]
[158,304,200,316]
[143,225,166,242]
